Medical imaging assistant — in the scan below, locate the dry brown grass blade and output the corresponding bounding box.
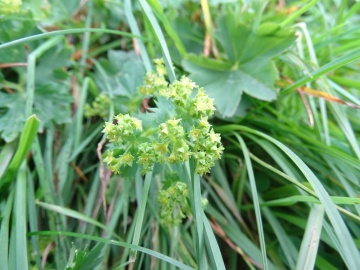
[298,86,360,109]
[0,63,27,68]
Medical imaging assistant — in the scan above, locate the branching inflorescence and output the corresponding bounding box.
[102,59,224,175]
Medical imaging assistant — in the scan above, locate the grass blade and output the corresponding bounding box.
[0,115,40,187]
[202,212,226,270]
[25,37,63,116]
[0,142,15,179]
[147,0,186,58]
[27,169,41,270]
[29,231,194,270]
[79,1,93,73]
[139,0,176,81]
[235,134,268,270]
[257,195,360,207]
[282,48,360,95]
[193,173,206,268]
[131,171,153,259]
[260,200,298,269]
[183,161,206,269]
[296,205,324,270]
[73,77,90,149]
[280,0,318,28]
[15,162,29,270]
[0,188,15,270]
[0,29,143,50]
[218,124,360,269]
[36,200,109,232]
[124,0,152,72]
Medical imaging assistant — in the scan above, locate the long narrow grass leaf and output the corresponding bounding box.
[0,29,143,50]
[124,0,152,72]
[235,134,268,270]
[27,169,41,270]
[282,48,360,94]
[260,200,298,269]
[257,195,360,207]
[73,77,90,149]
[0,142,15,179]
[202,212,226,270]
[0,188,15,270]
[147,0,186,57]
[79,1,93,73]
[280,0,318,28]
[296,205,324,270]
[26,37,62,117]
[139,0,176,81]
[217,125,360,269]
[193,173,205,268]
[36,201,108,232]
[29,231,194,270]
[15,162,29,270]
[131,171,153,258]
[1,115,40,186]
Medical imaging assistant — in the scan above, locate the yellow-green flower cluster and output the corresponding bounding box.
[103,116,192,174]
[158,119,190,163]
[84,94,111,118]
[102,59,223,175]
[103,113,142,145]
[190,88,216,117]
[102,114,143,173]
[190,120,224,174]
[0,0,22,14]
[158,182,191,225]
[140,59,216,118]
[136,142,156,172]
[139,59,168,96]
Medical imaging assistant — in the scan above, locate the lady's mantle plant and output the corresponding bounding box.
[102,59,223,223]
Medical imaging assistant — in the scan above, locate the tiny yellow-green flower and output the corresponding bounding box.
[190,128,202,141]
[0,0,22,14]
[167,118,181,127]
[120,153,134,167]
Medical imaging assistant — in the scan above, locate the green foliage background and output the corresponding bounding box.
[0,0,360,269]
